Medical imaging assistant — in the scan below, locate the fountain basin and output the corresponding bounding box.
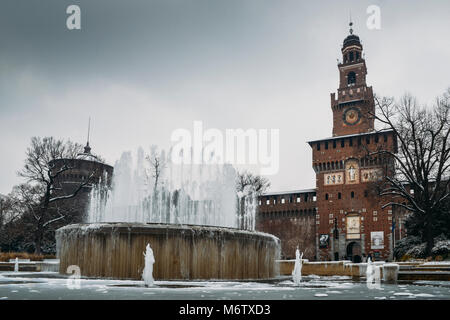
[56,223,280,280]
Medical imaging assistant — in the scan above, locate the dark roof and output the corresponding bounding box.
[307,129,394,145]
[343,34,362,49]
[261,188,316,196]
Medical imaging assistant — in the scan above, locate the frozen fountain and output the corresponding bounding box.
[366,257,374,283]
[292,247,303,286]
[366,257,383,289]
[56,147,280,280]
[142,243,155,287]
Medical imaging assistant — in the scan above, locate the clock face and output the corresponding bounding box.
[343,107,362,125]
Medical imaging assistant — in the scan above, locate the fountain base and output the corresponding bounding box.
[56,223,280,280]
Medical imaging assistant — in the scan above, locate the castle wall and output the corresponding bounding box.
[256,191,316,260]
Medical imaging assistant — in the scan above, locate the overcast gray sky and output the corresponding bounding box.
[1,0,450,195]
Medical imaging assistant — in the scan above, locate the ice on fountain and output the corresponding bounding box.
[142,243,155,287]
[366,257,374,283]
[292,247,303,286]
[87,147,256,230]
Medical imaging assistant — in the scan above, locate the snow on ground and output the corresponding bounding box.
[0,271,449,300]
[422,261,450,266]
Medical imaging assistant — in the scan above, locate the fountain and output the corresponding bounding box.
[292,247,303,285]
[382,263,399,283]
[142,243,155,286]
[56,147,280,280]
[366,257,374,283]
[14,258,19,273]
[366,257,383,289]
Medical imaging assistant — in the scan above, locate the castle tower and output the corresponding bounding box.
[331,22,375,137]
[50,122,113,222]
[308,24,397,262]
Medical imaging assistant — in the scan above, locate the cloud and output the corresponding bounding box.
[1,0,450,194]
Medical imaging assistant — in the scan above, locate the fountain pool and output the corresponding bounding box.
[56,148,281,280]
[0,271,448,300]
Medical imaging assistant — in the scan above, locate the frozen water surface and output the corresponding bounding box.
[0,272,449,300]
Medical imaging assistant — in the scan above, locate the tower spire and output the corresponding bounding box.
[349,11,353,35]
[84,117,92,154]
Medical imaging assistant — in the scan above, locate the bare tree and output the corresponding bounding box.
[236,170,271,196]
[370,90,450,255]
[17,137,98,254]
[0,184,43,252]
[236,171,271,230]
[147,147,167,192]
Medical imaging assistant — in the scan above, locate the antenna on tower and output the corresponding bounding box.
[349,11,354,35]
[87,117,91,145]
[84,117,92,154]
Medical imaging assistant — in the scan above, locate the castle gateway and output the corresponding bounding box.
[256,25,403,262]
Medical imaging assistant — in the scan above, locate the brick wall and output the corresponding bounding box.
[257,190,317,259]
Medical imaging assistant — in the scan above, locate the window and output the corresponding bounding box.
[356,51,360,60]
[349,138,353,146]
[384,134,388,142]
[358,137,361,146]
[317,143,320,151]
[296,197,301,203]
[349,52,354,62]
[325,193,329,200]
[281,198,285,204]
[351,191,355,198]
[364,190,368,197]
[325,141,329,150]
[366,136,370,144]
[341,139,345,148]
[333,140,336,149]
[338,192,342,199]
[266,199,270,205]
[375,135,379,143]
[347,71,356,85]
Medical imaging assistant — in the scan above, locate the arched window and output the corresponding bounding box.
[351,191,355,198]
[347,72,356,86]
[349,52,354,61]
[325,193,329,200]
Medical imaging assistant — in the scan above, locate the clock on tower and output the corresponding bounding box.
[331,23,375,137]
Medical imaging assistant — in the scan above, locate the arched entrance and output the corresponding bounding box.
[346,242,362,263]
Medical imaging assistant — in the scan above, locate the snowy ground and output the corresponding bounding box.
[0,272,449,300]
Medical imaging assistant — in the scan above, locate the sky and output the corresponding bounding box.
[1,0,450,195]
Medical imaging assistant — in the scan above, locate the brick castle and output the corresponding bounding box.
[256,24,408,262]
